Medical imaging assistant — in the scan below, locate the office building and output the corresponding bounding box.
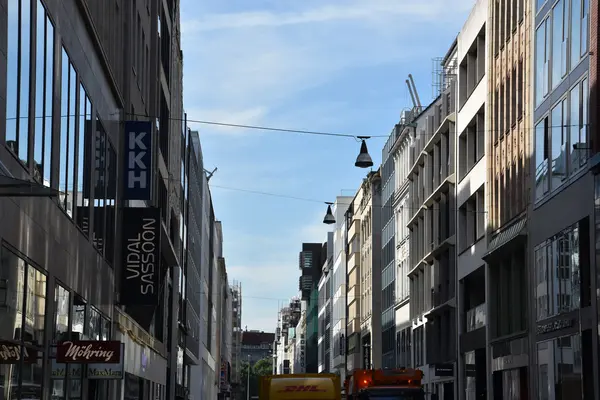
[482,0,530,395]
[274,299,301,374]
[407,45,458,396]
[454,0,488,398]
[241,330,275,365]
[299,243,325,372]
[0,0,190,398]
[317,233,333,373]
[530,0,596,397]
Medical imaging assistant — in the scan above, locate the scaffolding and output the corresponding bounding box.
[432,56,457,98]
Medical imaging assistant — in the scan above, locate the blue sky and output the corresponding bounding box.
[180,0,473,331]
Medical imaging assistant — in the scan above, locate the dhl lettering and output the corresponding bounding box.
[277,385,327,393]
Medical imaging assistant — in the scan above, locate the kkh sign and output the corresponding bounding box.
[56,341,121,363]
[121,207,161,306]
[123,121,153,200]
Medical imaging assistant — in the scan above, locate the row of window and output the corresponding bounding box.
[535,0,589,107]
[6,1,118,263]
[493,0,525,56]
[534,222,583,321]
[535,76,589,200]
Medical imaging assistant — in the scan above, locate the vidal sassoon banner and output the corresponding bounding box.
[121,207,161,305]
[123,121,152,200]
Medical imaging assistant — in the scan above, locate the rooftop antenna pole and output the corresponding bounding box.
[408,74,422,108]
[406,79,418,109]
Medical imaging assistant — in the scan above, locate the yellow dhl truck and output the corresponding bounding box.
[259,374,341,400]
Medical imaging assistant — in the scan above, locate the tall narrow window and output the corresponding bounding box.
[551,0,566,88]
[535,117,550,200]
[535,19,550,106]
[551,102,566,186]
[34,1,46,180]
[59,48,69,209]
[43,16,54,187]
[18,0,32,163]
[6,0,32,164]
[67,62,77,217]
[5,0,19,149]
[571,0,582,68]
[76,88,92,236]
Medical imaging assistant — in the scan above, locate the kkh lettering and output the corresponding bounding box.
[63,342,115,362]
[126,217,157,295]
[127,130,148,190]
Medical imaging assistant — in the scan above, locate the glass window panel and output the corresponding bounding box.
[24,267,46,347]
[0,248,26,341]
[551,101,566,186]
[76,87,90,235]
[87,307,101,340]
[571,227,581,309]
[580,78,588,166]
[43,16,54,187]
[551,0,565,88]
[5,0,19,149]
[569,84,581,174]
[535,21,548,106]
[59,48,69,210]
[66,63,77,217]
[570,0,582,68]
[580,0,589,58]
[54,284,70,340]
[535,118,549,199]
[34,0,46,180]
[537,0,546,12]
[18,0,31,163]
[72,297,85,335]
[0,249,26,400]
[101,317,110,341]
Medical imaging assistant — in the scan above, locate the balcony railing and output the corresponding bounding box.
[466,303,486,332]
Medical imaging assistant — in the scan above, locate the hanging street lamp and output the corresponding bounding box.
[355,136,374,168]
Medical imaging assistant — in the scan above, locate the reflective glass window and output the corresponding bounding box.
[54,284,70,339]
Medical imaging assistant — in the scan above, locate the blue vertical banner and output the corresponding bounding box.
[123,121,153,200]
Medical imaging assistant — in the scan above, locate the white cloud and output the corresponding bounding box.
[182,0,473,32]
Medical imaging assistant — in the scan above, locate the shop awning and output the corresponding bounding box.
[482,217,527,260]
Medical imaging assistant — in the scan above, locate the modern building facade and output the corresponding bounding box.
[241,331,275,365]
[331,197,352,378]
[317,233,333,373]
[0,0,190,398]
[483,0,531,396]
[454,1,489,398]
[407,47,458,397]
[299,243,325,373]
[530,0,597,397]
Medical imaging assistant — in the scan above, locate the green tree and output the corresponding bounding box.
[240,358,273,400]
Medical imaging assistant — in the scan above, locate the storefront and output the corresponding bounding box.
[114,309,167,400]
[426,363,454,400]
[0,244,117,400]
[490,336,528,399]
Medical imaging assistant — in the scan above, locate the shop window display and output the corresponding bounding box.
[0,247,47,400]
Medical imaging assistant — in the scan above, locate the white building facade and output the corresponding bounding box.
[392,120,414,369]
[454,1,488,397]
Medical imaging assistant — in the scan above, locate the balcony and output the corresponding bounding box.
[466,303,486,332]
